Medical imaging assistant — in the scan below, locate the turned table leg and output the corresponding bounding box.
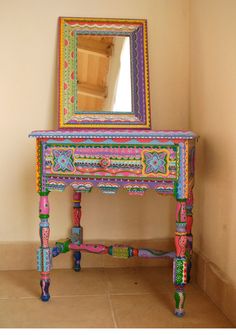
[38,193,51,301]
[72,191,83,271]
[174,200,188,317]
[186,189,193,283]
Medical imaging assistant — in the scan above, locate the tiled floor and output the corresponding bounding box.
[0,267,233,328]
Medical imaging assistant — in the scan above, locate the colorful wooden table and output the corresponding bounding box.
[29,129,197,317]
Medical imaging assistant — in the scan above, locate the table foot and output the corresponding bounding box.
[175,309,185,317]
[41,294,50,302]
[40,279,50,302]
[73,251,81,272]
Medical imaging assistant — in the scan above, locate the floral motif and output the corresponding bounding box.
[53,150,74,172]
[143,151,167,174]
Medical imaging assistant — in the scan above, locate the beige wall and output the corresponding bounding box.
[0,0,189,242]
[190,0,236,285]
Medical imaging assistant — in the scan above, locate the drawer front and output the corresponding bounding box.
[43,143,178,180]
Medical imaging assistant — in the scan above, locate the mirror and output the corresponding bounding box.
[58,17,151,129]
[77,35,132,113]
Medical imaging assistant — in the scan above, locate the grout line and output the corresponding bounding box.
[0,293,108,300]
[108,292,153,296]
[0,292,156,301]
[107,292,118,328]
[51,293,107,298]
[102,267,118,328]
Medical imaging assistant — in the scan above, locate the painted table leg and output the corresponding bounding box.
[174,200,187,316]
[37,192,52,302]
[186,189,193,283]
[72,191,83,271]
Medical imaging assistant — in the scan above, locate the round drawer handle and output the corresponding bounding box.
[100,157,111,168]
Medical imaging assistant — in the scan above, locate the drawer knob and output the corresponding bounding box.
[100,157,111,168]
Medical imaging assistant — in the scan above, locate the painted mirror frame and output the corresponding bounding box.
[58,17,151,129]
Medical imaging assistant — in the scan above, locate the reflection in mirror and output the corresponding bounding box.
[77,35,132,113]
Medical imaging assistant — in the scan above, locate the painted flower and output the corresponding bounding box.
[53,150,74,172]
[144,151,167,174]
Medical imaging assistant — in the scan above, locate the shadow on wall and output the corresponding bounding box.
[194,136,233,277]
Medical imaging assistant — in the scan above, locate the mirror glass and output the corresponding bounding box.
[77,35,132,113]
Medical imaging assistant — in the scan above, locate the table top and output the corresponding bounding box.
[29,129,198,140]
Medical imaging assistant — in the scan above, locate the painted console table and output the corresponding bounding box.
[30,17,198,317]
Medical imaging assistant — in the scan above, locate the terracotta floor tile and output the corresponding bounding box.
[0,268,108,299]
[0,296,115,328]
[0,270,39,298]
[50,268,108,297]
[181,285,233,328]
[105,267,153,294]
[138,266,174,291]
[110,288,232,328]
[0,267,233,328]
[104,267,174,295]
[110,293,175,328]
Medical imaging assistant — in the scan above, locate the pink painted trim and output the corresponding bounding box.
[69,243,108,254]
[73,192,81,202]
[39,196,49,215]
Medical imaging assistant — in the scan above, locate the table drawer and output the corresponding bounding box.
[43,143,178,180]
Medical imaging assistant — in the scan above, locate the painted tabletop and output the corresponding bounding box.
[29,129,198,140]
